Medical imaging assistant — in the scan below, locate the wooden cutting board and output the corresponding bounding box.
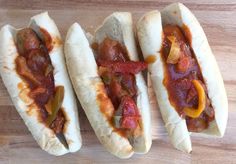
[0,1,236,163]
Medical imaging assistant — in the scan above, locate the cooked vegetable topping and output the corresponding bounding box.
[15,56,41,86]
[16,28,40,56]
[97,60,147,74]
[15,28,67,144]
[46,86,65,126]
[183,80,206,118]
[161,25,214,132]
[96,37,146,137]
[166,36,181,64]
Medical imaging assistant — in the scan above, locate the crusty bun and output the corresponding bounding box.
[137,3,228,153]
[65,12,152,158]
[0,12,82,156]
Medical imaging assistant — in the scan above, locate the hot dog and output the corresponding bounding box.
[0,12,82,155]
[137,3,228,153]
[65,12,152,158]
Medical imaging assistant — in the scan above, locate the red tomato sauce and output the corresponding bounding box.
[161,25,214,132]
[94,38,146,137]
[15,28,65,134]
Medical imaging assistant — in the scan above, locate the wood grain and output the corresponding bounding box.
[0,1,235,163]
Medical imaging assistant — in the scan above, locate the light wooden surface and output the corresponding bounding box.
[0,1,236,163]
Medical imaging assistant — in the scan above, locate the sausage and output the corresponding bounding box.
[27,49,51,74]
[16,28,65,135]
[16,28,40,57]
[97,38,128,61]
[15,56,41,86]
[97,37,143,132]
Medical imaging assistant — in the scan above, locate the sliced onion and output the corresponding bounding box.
[16,56,41,85]
[166,36,181,64]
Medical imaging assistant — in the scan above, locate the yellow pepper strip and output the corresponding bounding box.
[183,80,206,118]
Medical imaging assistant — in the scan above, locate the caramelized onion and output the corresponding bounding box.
[166,36,181,64]
[15,56,41,85]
